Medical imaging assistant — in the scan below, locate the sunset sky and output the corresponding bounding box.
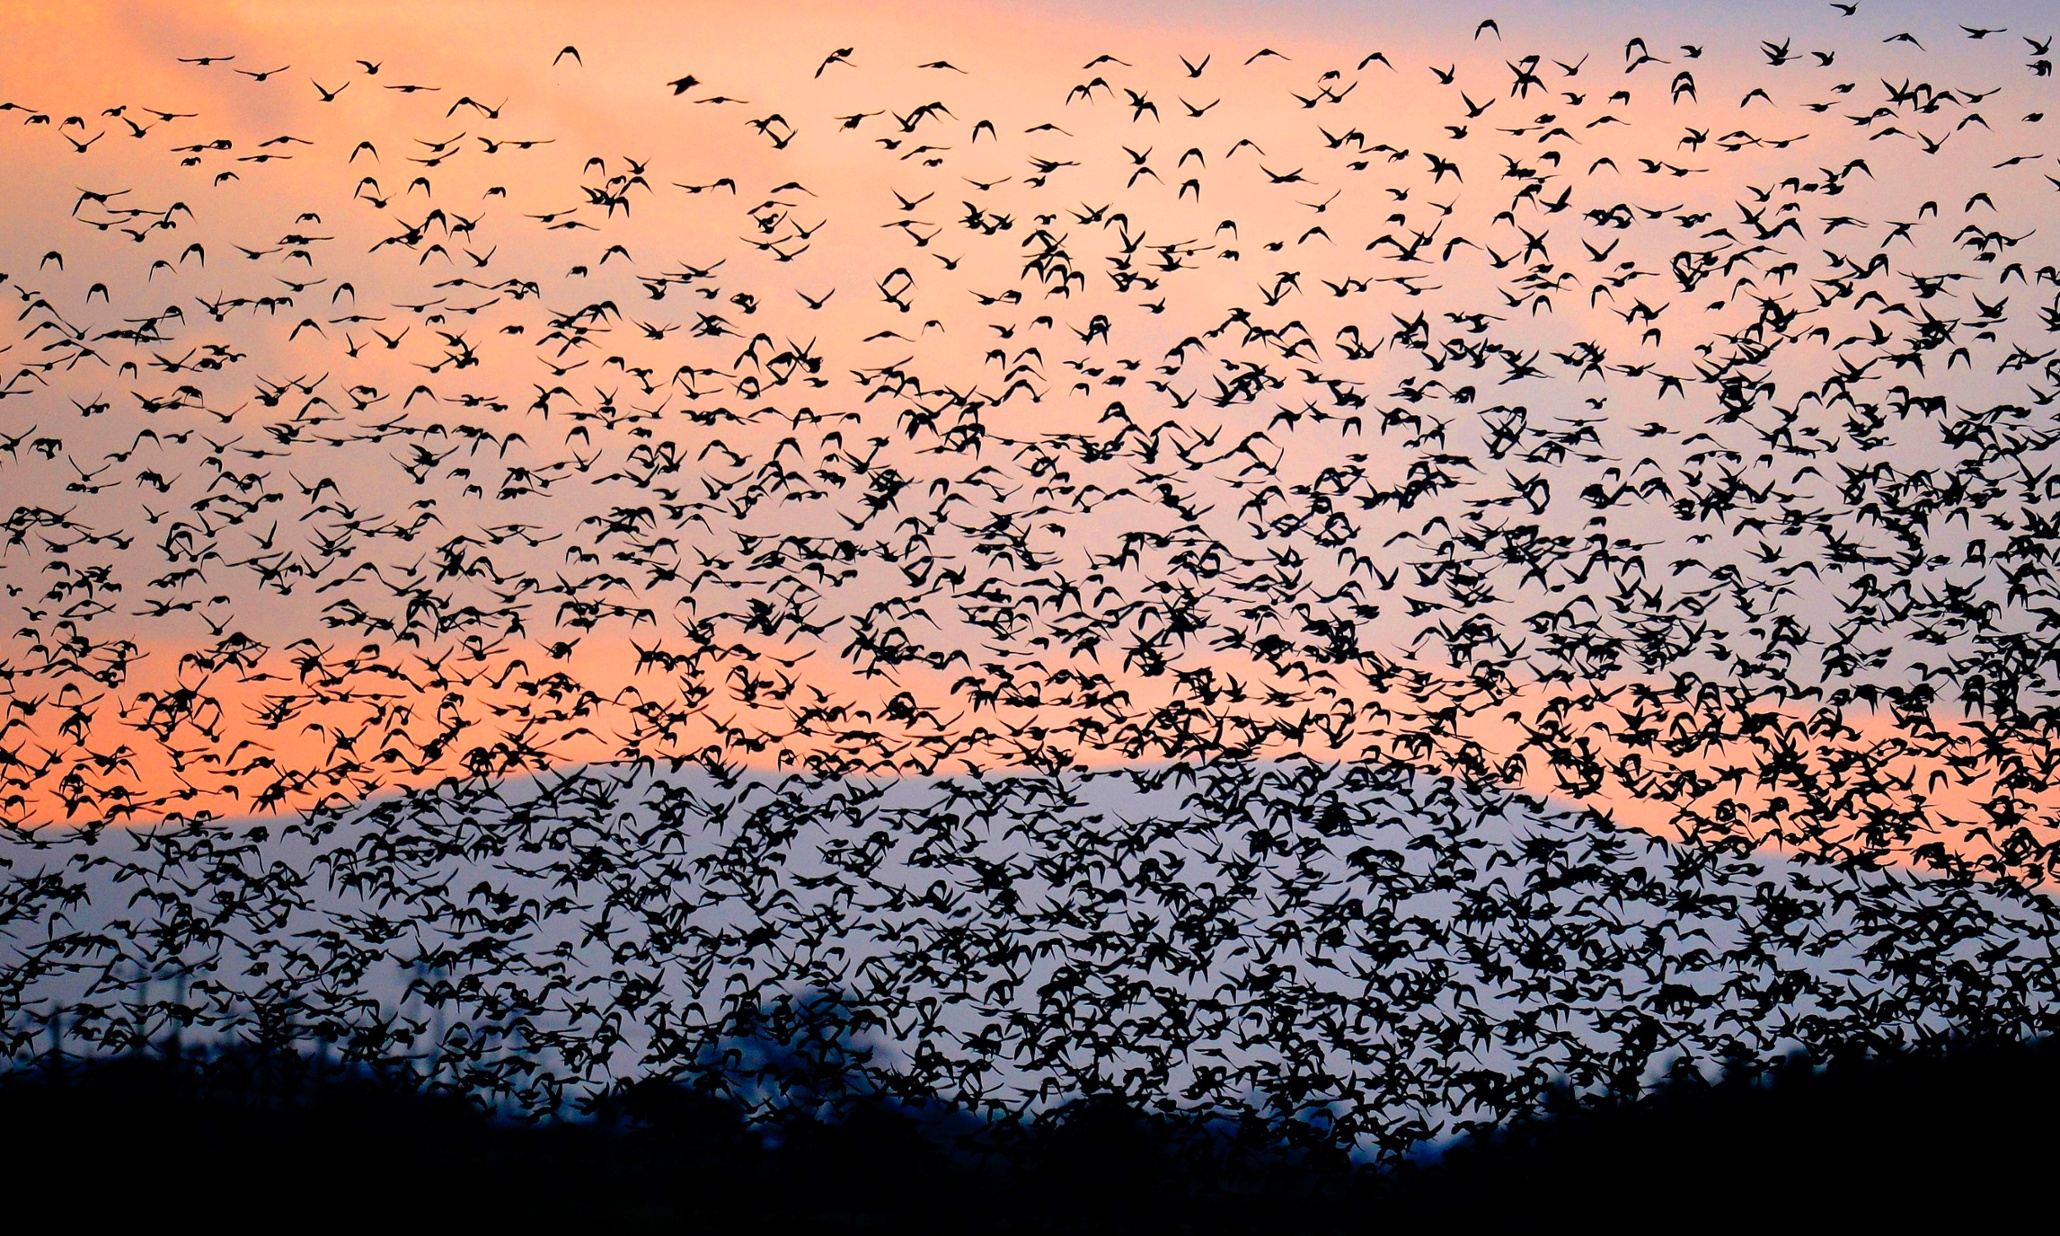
[4,0,2060,889]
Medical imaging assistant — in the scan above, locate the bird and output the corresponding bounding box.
[2,10,2058,1185]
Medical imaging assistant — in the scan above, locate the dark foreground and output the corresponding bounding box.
[4,1037,2052,1233]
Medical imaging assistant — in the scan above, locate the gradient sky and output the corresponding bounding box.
[3,0,2059,888]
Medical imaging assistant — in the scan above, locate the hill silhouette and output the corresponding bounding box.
[8,1024,2053,1231]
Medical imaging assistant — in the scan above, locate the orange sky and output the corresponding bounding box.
[4,1,2060,888]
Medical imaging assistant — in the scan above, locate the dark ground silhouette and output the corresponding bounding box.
[7,1032,2053,1232]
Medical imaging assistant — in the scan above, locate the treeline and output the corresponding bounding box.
[7,1029,2052,1231]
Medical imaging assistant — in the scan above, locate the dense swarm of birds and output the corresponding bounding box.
[6,5,2060,1157]
[13,760,2060,1160]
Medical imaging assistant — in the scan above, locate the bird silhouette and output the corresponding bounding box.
[2,4,2060,1174]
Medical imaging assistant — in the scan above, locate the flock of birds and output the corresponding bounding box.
[6,6,2060,1155]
